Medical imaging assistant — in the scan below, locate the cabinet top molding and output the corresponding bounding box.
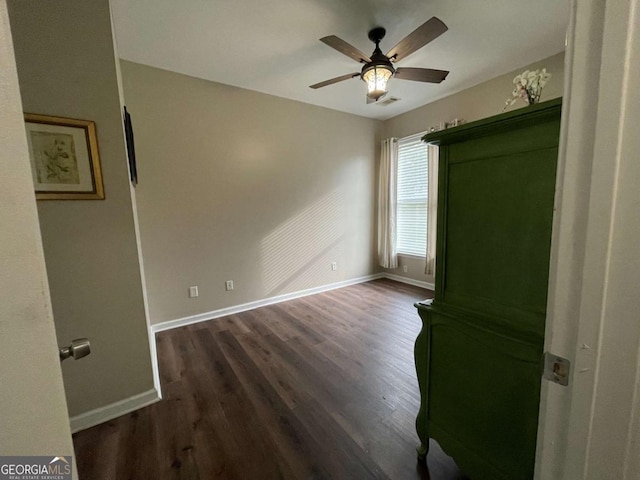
[422,97,562,146]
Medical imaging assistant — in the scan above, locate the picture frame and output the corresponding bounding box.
[24,113,105,200]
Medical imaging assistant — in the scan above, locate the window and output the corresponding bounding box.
[396,133,428,257]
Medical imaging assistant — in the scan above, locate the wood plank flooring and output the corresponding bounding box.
[73,279,465,479]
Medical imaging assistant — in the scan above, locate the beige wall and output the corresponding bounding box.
[120,61,381,325]
[8,0,155,416]
[380,51,566,285]
[0,0,76,470]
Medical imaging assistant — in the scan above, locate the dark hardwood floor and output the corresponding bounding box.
[73,279,465,479]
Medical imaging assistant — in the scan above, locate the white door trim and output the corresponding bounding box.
[535,0,640,478]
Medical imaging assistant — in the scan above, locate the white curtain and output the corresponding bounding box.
[378,138,398,269]
[425,144,439,275]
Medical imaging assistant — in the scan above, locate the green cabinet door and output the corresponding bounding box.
[415,99,562,480]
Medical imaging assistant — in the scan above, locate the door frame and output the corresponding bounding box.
[535,0,640,478]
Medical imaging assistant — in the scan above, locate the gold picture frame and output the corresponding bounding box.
[24,113,104,200]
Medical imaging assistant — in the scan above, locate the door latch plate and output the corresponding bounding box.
[543,352,571,386]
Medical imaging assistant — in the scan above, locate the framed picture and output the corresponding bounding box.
[24,113,104,200]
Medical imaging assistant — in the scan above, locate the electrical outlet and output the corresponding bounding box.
[189,286,198,298]
[225,280,234,291]
[331,262,337,271]
[403,265,408,273]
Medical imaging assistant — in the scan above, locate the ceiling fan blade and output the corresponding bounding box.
[309,72,360,89]
[320,35,371,63]
[386,17,448,62]
[394,67,449,83]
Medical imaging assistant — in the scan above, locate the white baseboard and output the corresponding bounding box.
[381,272,435,291]
[151,273,435,334]
[148,328,162,399]
[151,274,385,333]
[70,388,160,433]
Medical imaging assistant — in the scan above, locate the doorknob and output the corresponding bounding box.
[59,338,91,361]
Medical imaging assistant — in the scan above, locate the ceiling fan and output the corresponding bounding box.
[310,17,450,103]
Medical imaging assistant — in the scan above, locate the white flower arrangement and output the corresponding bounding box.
[503,68,551,110]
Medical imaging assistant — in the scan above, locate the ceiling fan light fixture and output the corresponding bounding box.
[310,18,449,102]
[362,64,394,101]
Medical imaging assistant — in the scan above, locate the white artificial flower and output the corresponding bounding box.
[539,69,551,88]
[504,68,551,111]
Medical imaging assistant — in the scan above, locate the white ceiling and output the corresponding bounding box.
[110,0,569,120]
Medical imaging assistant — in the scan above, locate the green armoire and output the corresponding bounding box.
[414,98,562,480]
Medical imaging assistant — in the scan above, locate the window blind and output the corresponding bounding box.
[397,133,428,257]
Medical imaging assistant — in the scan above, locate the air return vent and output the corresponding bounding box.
[378,96,400,106]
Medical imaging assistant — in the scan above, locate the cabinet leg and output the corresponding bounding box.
[415,316,430,463]
[417,441,429,462]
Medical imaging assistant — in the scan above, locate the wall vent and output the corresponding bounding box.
[378,96,400,106]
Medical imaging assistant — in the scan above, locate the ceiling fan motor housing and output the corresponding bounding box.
[360,54,395,79]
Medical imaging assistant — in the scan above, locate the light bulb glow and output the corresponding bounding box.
[363,65,393,100]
